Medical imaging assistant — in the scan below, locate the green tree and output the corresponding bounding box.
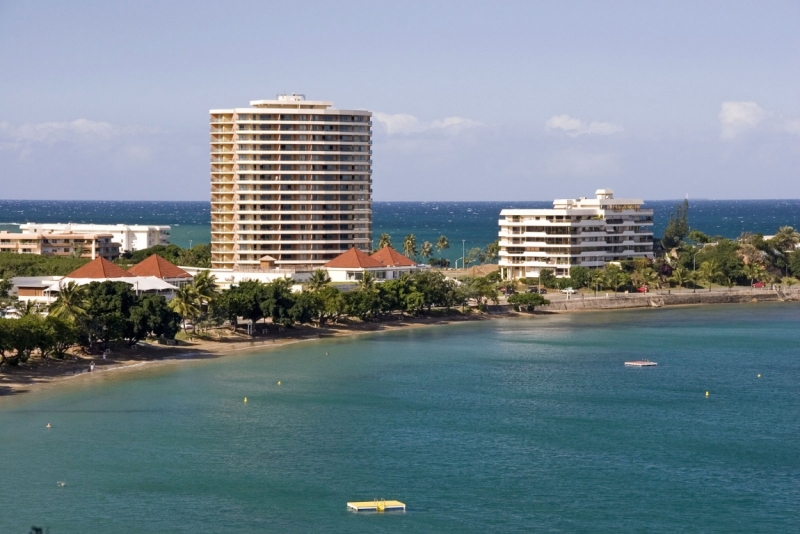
[483,240,500,263]
[661,199,690,249]
[436,235,450,255]
[82,282,138,350]
[49,281,87,322]
[289,291,322,325]
[698,260,723,290]
[168,285,201,332]
[44,316,78,359]
[192,270,219,303]
[318,285,347,324]
[465,247,483,267]
[258,278,297,328]
[789,249,800,278]
[403,234,418,260]
[539,269,556,289]
[307,269,331,292]
[741,263,766,287]
[507,292,550,312]
[377,233,392,250]
[605,265,630,296]
[670,266,689,289]
[420,241,434,261]
[569,266,591,288]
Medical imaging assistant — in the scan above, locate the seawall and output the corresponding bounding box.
[540,290,796,313]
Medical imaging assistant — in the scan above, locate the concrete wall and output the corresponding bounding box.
[541,290,791,312]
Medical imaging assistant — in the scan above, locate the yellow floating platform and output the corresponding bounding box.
[347,499,406,512]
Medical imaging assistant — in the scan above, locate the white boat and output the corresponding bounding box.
[624,360,657,367]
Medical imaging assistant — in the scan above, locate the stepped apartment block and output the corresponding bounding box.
[19,223,170,253]
[0,231,121,260]
[498,189,654,280]
[210,94,372,270]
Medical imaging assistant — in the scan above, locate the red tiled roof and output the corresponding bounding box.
[323,247,384,269]
[370,246,416,267]
[128,254,192,279]
[66,257,132,279]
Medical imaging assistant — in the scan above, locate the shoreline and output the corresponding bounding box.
[3,293,798,398]
[0,313,490,398]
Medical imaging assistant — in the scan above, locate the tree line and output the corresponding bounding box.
[0,281,181,366]
[376,233,500,268]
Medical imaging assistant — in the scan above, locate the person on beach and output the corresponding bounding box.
[90,361,95,372]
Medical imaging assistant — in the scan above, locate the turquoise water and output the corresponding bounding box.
[2,303,799,532]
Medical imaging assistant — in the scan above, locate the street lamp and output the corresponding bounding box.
[692,251,699,293]
[462,239,466,269]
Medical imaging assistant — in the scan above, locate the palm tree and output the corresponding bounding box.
[403,234,418,260]
[670,266,689,289]
[420,241,433,261]
[169,285,201,332]
[358,271,376,291]
[308,269,331,291]
[736,243,762,266]
[377,233,392,250]
[741,263,765,288]
[192,270,218,303]
[49,281,87,322]
[771,226,800,252]
[436,235,450,254]
[698,260,722,291]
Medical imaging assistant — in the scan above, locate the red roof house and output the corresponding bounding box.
[128,254,192,280]
[64,257,132,279]
[370,246,416,267]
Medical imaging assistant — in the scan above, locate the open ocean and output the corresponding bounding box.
[1,303,799,532]
[1,199,800,263]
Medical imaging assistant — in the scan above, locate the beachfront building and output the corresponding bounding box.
[498,189,654,280]
[19,223,170,253]
[0,231,121,260]
[127,254,193,287]
[322,246,418,282]
[210,93,372,271]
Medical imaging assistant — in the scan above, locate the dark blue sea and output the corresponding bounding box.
[1,199,799,263]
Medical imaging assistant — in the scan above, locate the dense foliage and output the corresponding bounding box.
[0,281,181,366]
[0,252,89,279]
[118,243,211,268]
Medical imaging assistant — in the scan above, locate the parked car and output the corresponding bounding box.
[752,281,766,288]
[560,287,577,294]
[526,287,539,294]
[539,288,548,295]
[636,286,649,293]
[500,287,516,295]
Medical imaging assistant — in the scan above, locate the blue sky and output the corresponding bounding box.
[1,0,798,201]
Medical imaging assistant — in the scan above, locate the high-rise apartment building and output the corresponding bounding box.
[210,94,372,270]
[498,189,654,280]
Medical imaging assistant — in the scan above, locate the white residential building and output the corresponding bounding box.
[210,93,372,271]
[19,223,170,253]
[498,189,654,280]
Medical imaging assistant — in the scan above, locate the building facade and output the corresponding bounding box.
[210,94,372,271]
[0,231,121,260]
[19,223,170,253]
[498,189,654,280]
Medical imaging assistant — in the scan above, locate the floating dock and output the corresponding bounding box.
[625,360,657,367]
[347,500,406,512]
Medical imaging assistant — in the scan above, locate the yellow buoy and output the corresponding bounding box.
[757,374,761,378]
[277,381,281,386]
[705,391,709,397]
[244,397,248,403]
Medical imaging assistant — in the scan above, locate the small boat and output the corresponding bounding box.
[625,360,657,367]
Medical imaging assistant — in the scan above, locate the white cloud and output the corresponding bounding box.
[374,112,482,135]
[0,118,116,145]
[783,119,800,137]
[545,114,624,137]
[719,101,770,139]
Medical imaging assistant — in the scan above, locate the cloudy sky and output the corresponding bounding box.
[1,0,798,201]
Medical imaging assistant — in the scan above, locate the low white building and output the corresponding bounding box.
[19,223,170,253]
[322,246,418,282]
[499,189,654,279]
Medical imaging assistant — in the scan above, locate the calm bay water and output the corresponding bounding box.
[1,303,799,532]
[1,199,799,264]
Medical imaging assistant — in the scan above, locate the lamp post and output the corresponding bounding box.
[462,239,466,270]
[692,251,699,293]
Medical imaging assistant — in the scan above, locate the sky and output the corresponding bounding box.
[1,0,798,201]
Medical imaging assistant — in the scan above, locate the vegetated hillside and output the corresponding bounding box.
[0,252,89,278]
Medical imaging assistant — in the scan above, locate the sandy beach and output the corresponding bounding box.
[0,312,492,397]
